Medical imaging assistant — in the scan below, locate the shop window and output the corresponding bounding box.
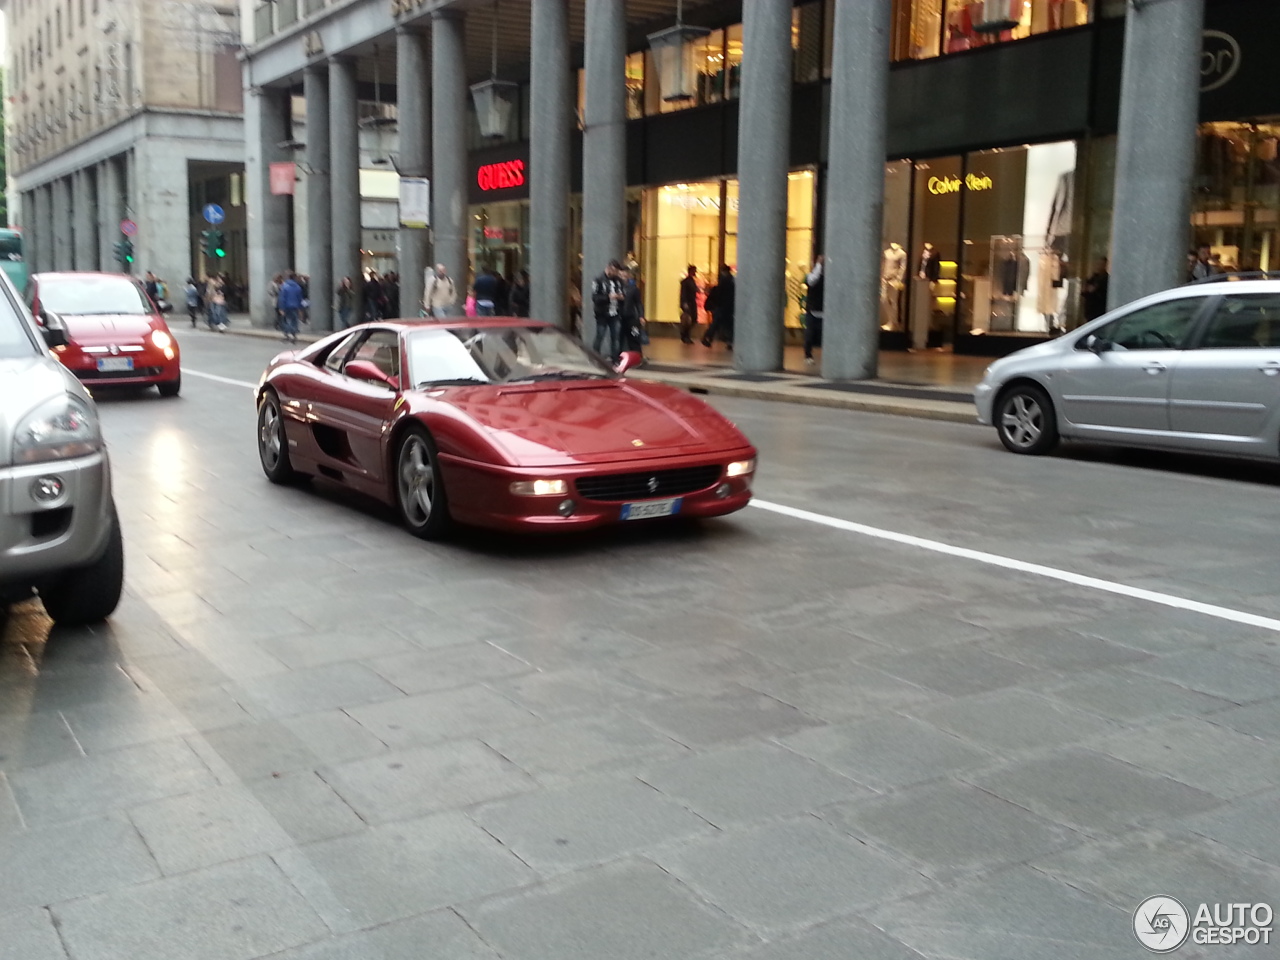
[891,0,1091,62]
[625,52,645,120]
[1192,121,1280,275]
[793,2,823,84]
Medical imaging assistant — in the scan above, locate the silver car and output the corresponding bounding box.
[0,273,122,625]
[976,279,1280,461]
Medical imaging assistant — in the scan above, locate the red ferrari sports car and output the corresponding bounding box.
[28,272,182,396]
[255,319,757,537]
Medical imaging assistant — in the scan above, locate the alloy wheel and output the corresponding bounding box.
[259,400,283,470]
[399,436,435,526]
[1001,393,1043,449]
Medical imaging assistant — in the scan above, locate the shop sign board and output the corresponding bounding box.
[477,160,525,192]
[399,177,431,228]
[927,173,994,196]
[269,162,296,196]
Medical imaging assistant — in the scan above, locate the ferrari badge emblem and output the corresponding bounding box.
[647,476,659,494]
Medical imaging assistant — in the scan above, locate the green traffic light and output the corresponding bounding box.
[215,247,225,258]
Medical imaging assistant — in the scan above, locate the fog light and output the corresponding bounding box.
[557,499,576,517]
[715,482,731,499]
[510,478,569,496]
[32,476,64,502]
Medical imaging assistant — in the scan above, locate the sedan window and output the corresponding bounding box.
[1198,295,1280,349]
[1091,298,1205,351]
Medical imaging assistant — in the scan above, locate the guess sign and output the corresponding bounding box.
[477,160,525,192]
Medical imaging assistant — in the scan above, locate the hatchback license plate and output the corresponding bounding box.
[96,357,134,372]
[620,498,681,521]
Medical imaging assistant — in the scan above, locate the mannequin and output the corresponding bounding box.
[881,242,907,328]
[917,242,941,282]
[912,242,939,350]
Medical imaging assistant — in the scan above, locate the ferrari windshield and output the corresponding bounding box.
[406,325,614,388]
[39,275,152,316]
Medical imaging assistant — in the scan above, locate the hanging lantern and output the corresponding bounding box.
[470,77,520,139]
[646,22,710,103]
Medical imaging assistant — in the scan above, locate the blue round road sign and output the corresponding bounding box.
[203,203,226,225]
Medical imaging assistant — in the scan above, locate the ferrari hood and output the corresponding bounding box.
[445,378,749,465]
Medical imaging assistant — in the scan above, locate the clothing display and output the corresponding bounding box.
[973,0,1021,33]
[881,243,908,328]
[1037,250,1063,317]
[1045,171,1074,255]
[882,243,907,284]
[918,244,941,282]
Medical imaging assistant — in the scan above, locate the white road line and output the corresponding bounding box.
[750,498,1280,634]
[176,363,1280,633]
[184,369,257,389]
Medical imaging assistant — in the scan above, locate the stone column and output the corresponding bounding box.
[581,0,627,345]
[397,26,431,318]
[531,0,571,329]
[72,169,97,271]
[37,184,55,275]
[330,57,362,326]
[135,141,192,293]
[52,178,73,271]
[734,0,793,372]
[1108,0,1206,309]
[99,159,124,272]
[304,65,333,331]
[821,0,892,381]
[246,83,292,327]
[432,11,468,304]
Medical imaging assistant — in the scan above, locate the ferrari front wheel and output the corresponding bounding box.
[257,390,296,483]
[396,427,452,540]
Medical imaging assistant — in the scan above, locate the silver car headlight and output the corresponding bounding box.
[13,394,103,464]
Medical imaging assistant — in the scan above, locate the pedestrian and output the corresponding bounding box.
[206,275,228,332]
[803,255,824,366]
[1190,245,1213,282]
[701,264,735,349]
[678,264,699,344]
[267,273,283,329]
[590,259,625,361]
[384,271,400,318]
[1082,257,1110,321]
[472,263,499,316]
[144,271,160,304]
[620,267,647,362]
[495,272,512,315]
[298,274,311,326]
[510,269,531,317]
[184,277,202,328]
[276,271,304,343]
[335,276,355,328]
[363,270,386,322]
[422,263,457,318]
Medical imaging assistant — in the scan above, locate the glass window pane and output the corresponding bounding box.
[1200,295,1280,349]
[1096,299,1203,350]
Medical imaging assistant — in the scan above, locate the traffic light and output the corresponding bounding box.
[114,239,134,265]
[202,229,226,259]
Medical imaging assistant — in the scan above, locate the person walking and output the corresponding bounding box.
[803,255,825,366]
[422,263,457,318]
[701,265,735,349]
[384,271,400,317]
[184,278,202,328]
[591,260,625,361]
[266,273,284,329]
[206,275,228,332]
[363,271,386,322]
[144,271,160,304]
[335,276,355,328]
[1082,258,1110,321]
[510,270,531,317]
[277,271,304,343]
[678,265,700,344]
[620,267,647,362]
[472,264,499,316]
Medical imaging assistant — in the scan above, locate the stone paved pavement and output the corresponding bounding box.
[3,329,1280,958]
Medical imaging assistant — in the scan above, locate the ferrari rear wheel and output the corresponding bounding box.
[396,427,452,540]
[257,390,296,483]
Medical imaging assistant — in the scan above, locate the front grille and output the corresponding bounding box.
[80,366,163,380]
[576,464,722,502]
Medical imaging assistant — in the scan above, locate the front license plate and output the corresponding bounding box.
[96,357,134,372]
[620,498,681,521]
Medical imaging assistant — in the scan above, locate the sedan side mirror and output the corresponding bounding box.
[1085,335,1113,354]
[39,310,69,349]
[345,359,399,389]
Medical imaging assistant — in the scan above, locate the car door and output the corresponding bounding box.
[277,330,362,467]
[308,328,402,492]
[1168,292,1280,452]
[1055,297,1208,437]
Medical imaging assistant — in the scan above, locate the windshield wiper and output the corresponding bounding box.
[507,371,607,383]
[416,376,491,388]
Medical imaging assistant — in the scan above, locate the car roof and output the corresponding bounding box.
[34,272,143,282]
[376,318,555,331]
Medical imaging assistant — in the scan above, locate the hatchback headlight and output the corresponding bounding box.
[13,394,102,464]
[726,458,756,478]
[150,330,173,350]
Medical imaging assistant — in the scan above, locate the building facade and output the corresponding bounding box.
[243,0,1277,360]
[5,0,244,295]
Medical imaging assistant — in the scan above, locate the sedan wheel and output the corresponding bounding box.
[996,384,1059,455]
[396,428,452,539]
[257,391,296,483]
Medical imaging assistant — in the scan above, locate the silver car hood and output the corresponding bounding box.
[0,356,90,468]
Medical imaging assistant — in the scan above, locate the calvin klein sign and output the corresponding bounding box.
[1200,30,1241,93]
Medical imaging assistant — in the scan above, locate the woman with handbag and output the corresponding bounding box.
[619,267,647,364]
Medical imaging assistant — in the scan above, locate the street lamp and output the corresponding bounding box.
[470,0,519,139]
[647,0,710,103]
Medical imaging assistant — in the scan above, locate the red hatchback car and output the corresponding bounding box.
[28,272,182,396]
[256,320,757,537]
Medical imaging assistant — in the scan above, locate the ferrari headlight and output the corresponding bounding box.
[150,330,173,350]
[726,458,756,478]
[13,394,102,464]
[510,478,569,496]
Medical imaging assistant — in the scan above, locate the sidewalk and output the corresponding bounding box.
[212,315,981,424]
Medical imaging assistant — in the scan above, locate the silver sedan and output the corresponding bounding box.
[975,280,1280,459]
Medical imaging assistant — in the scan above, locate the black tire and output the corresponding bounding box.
[40,507,124,626]
[157,374,181,397]
[257,390,297,483]
[395,427,452,540]
[995,383,1060,455]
